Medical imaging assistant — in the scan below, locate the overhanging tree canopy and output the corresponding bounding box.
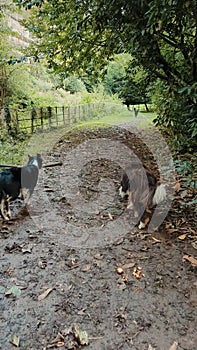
[14,0,197,87]
[14,0,197,150]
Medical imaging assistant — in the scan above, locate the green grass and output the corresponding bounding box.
[0,107,156,165]
[73,110,156,129]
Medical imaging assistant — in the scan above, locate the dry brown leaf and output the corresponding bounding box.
[183,255,197,267]
[6,268,14,276]
[57,341,65,347]
[148,345,155,350]
[114,237,124,245]
[122,274,129,282]
[51,332,64,344]
[169,341,178,350]
[10,334,20,347]
[108,213,113,220]
[81,264,91,272]
[191,241,197,250]
[166,228,179,234]
[178,234,187,240]
[38,288,53,301]
[73,324,89,345]
[152,236,162,243]
[122,262,135,269]
[174,181,181,192]
[116,267,124,275]
[133,266,144,279]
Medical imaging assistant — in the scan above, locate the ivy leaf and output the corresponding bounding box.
[5,286,21,297]
[10,334,20,347]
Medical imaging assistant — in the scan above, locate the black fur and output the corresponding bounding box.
[0,154,42,220]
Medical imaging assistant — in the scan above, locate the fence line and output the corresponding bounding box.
[1,102,125,135]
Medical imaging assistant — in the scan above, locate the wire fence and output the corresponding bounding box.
[1,102,125,135]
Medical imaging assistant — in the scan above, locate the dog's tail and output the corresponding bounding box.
[152,184,166,205]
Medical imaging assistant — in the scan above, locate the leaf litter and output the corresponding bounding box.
[0,125,196,349]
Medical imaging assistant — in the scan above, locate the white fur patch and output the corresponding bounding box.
[152,184,166,205]
[31,159,39,168]
[119,186,129,198]
[138,221,146,229]
[127,202,134,210]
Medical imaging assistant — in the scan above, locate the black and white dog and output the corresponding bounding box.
[0,154,42,220]
[119,163,166,229]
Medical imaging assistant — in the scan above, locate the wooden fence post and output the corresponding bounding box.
[47,106,52,128]
[30,107,37,133]
[62,106,65,125]
[55,106,58,126]
[40,107,43,130]
[4,106,11,134]
[68,106,70,125]
[15,110,19,133]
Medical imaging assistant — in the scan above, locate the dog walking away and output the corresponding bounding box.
[0,154,42,220]
[21,154,43,205]
[119,163,166,229]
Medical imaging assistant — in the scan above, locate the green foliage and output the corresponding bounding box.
[152,79,197,152]
[63,76,86,94]
[0,127,28,164]
[103,55,127,95]
[103,55,151,108]
[10,0,197,151]
[174,158,197,190]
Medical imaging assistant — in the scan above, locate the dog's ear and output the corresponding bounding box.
[37,153,42,159]
[28,154,31,159]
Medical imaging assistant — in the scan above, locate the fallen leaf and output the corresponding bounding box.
[11,278,27,290]
[178,234,187,240]
[189,228,197,235]
[22,244,33,253]
[174,181,181,192]
[5,286,21,297]
[81,264,91,272]
[0,286,5,294]
[108,213,113,220]
[73,324,89,345]
[68,259,78,269]
[6,268,14,276]
[116,267,124,275]
[180,189,188,198]
[38,288,53,301]
[169,341,178,350]
[122,273,129,282]
[148,345,155,350]
[56,341,65,347]
[183,255,197,267]
[114,237,124,245]
[152,236,162,243]
[10,334,20,347]
[51,332,64,344]
[121,262,135,269]
[132,266,144,279]
[191,241,197,250]
[166,228,179,234]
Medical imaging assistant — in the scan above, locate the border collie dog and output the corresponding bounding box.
[119,163,166,229]
[0,154,42,220]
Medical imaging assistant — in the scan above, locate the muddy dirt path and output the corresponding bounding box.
[0,125,196,350]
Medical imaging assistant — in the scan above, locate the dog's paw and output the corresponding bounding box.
[3,215,11,221]
[138,221,146,229]
[127,202,134,210]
